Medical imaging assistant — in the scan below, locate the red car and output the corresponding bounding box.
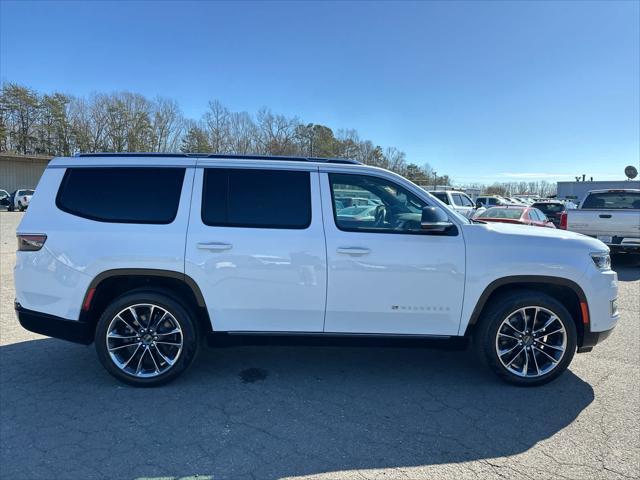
[475,206,556,228]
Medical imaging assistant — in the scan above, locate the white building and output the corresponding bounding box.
[0,154,52,192]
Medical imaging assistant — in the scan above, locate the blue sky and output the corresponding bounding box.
[1,0,638,184]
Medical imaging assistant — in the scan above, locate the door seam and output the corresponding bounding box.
[183,163,199,277]
[316,169,330,332]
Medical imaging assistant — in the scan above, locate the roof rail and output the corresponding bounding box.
[74,152,361,165]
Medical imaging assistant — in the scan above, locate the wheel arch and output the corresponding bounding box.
[80,269,211,336]
[465,275,589,347]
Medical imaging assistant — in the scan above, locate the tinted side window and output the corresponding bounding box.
[432,192,449,204]
[329,173,431,234]
[57,167,185,224]
[202,168,311,229]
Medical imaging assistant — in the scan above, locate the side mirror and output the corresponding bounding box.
[475,200,483,209]
[421,206,453,233]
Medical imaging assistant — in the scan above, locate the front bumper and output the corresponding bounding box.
[577,326,615,353]
[609,244,640,255]
[593,236,640,254]
[15,303,93,345]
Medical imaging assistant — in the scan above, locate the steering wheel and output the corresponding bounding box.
[374,205,386,227]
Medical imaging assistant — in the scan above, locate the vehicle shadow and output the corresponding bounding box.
[612,254,640,282]
[0,338,594,480]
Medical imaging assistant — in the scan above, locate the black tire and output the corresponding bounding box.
[474,289,577,386]
[95,290,199,387]
[7,203,14,212]
[18,202,24,212]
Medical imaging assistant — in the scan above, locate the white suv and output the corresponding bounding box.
[428,190,477,218]
[15,154,619,387]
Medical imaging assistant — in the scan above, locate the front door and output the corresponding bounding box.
[321,171,466,335]
[185,163,327,332]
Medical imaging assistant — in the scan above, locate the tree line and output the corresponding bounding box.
[466,181,556,197]
[0,82,450,186]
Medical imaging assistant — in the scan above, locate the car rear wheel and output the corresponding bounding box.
[95,291,199,387]
[474,289,577,386]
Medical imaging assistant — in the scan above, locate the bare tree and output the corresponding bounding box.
[203,100,230,153]
[228,111,257,154]
[151,97,183,152]
[256,108,298,155]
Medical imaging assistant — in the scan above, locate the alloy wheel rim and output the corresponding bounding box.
[106,303,183,378]
[495,306,567,378]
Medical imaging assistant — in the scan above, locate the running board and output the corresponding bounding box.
[206,331,467,350]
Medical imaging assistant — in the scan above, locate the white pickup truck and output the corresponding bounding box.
[563,189,640,255]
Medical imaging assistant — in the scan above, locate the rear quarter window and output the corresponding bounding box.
[56,167,185,224]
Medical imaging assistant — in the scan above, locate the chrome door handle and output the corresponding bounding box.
[197,242,233,251]
[336,247,371,256]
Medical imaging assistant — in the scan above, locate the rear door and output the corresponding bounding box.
[185,161,327,332]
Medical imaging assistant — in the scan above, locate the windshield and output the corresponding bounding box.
[478,207,525,219]
[18,190,34,195]
[582,192,640,209]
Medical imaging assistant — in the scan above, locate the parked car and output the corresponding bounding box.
[515,197,536,205]
[562,189,640,255]
[476,195,512,208]
[334,196,379,208]
[0,189,10,210]
[336,205,377,222]
[475,206,556,228]
[531,201,570,228]
[8,188,34,211]
[15,153,618,387]
[428,190,477,218]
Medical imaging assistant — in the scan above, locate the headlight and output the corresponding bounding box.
[590,252,611,271]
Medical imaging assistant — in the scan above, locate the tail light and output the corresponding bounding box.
[559,212,568,229]
[23,196,28,201]
[17,234,47,251]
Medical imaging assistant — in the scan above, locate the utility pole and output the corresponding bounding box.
[433,171,437,190]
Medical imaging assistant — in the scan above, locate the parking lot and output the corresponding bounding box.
[0,211,638,480]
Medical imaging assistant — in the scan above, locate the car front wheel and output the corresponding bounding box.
[95,291,199,387]
[474,289,577,386]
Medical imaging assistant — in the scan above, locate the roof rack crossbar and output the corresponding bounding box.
[74,152,361,165]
